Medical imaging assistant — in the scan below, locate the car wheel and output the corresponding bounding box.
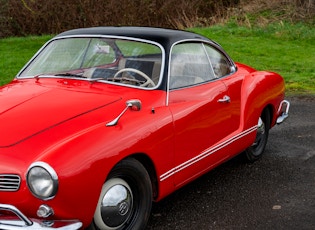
[244,109,270,162]
[92,158,152,230]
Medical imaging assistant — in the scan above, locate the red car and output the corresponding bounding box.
[0,27,289,229]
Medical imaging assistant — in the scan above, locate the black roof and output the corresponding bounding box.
[56,26,211,46]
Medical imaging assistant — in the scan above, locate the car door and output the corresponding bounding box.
[167,42,240,187]
[204,44,242,133]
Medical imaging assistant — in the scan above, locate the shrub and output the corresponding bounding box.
[0,0,314,37]
[0,0,240,37]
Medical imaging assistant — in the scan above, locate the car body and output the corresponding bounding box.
[0,27,289,230]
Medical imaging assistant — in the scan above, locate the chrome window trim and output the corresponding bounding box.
[16,35,165,91]
[166,38,236,106]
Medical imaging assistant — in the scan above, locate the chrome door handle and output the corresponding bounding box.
[217,95,231,103]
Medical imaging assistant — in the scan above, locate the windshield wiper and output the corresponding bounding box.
[55,73,107,83]
[107,77,145,85]
[55,73,85,78]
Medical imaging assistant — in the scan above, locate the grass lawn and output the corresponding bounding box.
[0,23,314,94]
[0,35,52,85]
[191,22,315,95]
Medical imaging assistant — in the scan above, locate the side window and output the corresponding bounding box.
[169,43,215,89]
[204,45,232,78]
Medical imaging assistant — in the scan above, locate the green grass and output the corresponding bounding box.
[0,35,52,85]
[0,22,314,94]
[191,22,315,94]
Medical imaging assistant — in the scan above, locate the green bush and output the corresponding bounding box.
[0,0,240,37]
[1,0,314,38]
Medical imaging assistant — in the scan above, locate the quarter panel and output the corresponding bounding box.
[240,70,285,130]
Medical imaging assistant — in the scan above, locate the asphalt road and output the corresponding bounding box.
[146,96,315,230]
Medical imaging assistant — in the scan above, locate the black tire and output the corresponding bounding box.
[244,109,270,162]
[92,158,152,230]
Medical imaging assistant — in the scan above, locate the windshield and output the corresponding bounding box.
[18,37,163,88]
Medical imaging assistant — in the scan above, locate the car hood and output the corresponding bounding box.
[0,79,121,147]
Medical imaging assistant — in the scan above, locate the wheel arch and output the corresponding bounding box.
[92,154,155,229]
[131,153,159,200]
[262,104,273,129]
[107,153,159,201]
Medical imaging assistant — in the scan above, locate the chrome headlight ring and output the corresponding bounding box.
[26,162,59,200]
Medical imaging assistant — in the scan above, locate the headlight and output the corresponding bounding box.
[26,162,58,200]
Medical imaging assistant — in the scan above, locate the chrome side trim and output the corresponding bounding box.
[0,204,82,230]
[276,100,290,125]
[160,125,257,181]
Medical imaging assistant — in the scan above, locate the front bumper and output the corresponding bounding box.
[276,100,290,125]
[0,204,82,230]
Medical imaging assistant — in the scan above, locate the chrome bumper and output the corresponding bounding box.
[0,204,82,230]
[276,100,290,124]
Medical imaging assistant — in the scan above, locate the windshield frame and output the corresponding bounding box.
[17,35,166,90]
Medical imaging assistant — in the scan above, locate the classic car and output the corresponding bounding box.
[0,26,289,230]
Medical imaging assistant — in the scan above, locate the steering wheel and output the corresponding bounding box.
[113,68,156,87]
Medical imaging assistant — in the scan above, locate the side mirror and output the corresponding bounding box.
[106,99,142,126]
[127,99,141,111]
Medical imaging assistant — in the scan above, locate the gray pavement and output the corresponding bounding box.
[146,96,315,230]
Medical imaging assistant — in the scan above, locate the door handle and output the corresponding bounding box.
[217,95,231,103]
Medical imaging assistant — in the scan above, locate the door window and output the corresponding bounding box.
[169,43,215,89]
[204,45,233,78]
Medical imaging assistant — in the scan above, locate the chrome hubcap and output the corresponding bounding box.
[101,184,133,227]
[94,178,133,229]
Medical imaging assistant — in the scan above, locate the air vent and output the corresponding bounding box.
[0,174,21,191]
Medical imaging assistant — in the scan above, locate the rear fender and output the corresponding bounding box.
[240,71,285,130]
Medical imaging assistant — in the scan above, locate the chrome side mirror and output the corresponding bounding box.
[106,99,142,126]
[127,99,141,111]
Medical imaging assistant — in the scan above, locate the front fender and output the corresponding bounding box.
[24,105,175,227]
